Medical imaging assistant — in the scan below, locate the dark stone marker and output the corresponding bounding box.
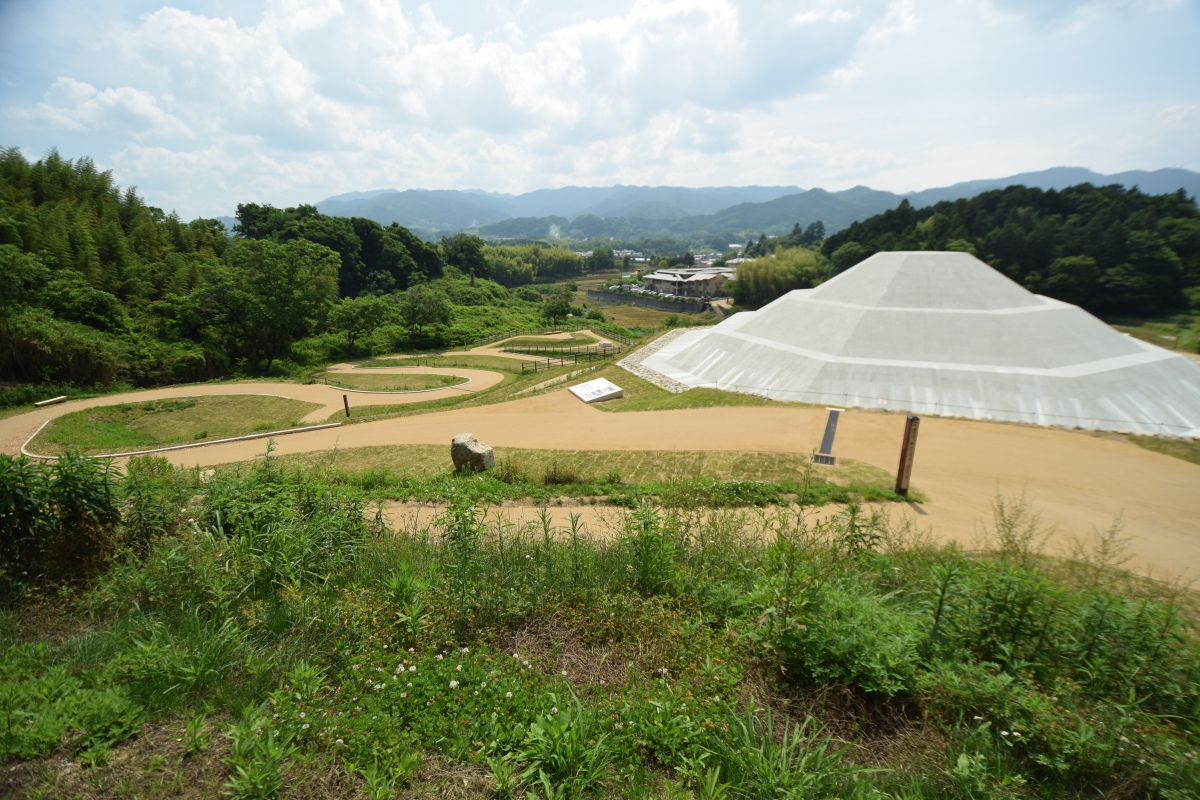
[895,415,920,495]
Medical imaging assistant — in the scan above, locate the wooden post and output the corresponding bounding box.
[895,415,920,495]
[343,394,351,418]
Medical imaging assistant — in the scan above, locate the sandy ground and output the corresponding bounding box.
[5,375,1198,579]
[2,365,505,457]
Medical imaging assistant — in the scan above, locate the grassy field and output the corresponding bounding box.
[2,456,1195,799]
[1128,433,1200,466]
[582,365,786,413]
[26,395,322,455]
[1110,315,1200,354]
[585,302,713,330]
[271,443,902,500]
[321,372,467,392]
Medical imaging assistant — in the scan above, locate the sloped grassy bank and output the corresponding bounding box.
[1,453,1197,799]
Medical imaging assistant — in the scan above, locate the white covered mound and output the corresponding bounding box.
[638,251,1200,437]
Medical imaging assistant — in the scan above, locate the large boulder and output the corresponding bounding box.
[451,433,494,472]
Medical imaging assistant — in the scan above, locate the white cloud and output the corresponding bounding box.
[0,0,1195,217]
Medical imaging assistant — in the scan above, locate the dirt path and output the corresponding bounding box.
[5,377,1198,578]
[1,366,505,456]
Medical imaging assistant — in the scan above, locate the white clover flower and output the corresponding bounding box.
[1012,731,1022,738]
[560,670,567,677]
[335,738,344,745]
[299,712,305,719]
[301,723,310,730]
[1001,731,1009,736]
[407,682,412,688]
[456,664,463,672]
[409,665,416,672]
[506,692,513,699]
[436,654,444,661]
[400,692,408,698]
[551,707,558,715]
[461,647,469,654]
[449,680,459,689]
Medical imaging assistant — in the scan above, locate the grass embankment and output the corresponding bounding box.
[25,396,322,456]
[584,365,787,413]
[1128,434,1200,467]
[321,372,467,392]
[2,455,1196,799]
[269,444,907,506]
[1110,315,1200,354]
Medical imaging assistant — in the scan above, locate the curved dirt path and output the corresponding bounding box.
[1,366,505,457]
[102,387,1198,578]
[4,373,1198,578]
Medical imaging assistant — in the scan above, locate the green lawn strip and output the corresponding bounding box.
[357,354,528,372]
[27,395,323,456]
[584,364,789,412]
[262,443,907,506]
[1128,434,1200,467]
[321,362,591,424]
[321,372,468,392]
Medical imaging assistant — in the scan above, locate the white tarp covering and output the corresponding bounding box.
[637,251,1200,437]
[569,377,624,403]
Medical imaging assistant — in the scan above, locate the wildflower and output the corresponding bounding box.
[1001,731,1009,736]
[437,654,444,661]
[551,707,558,715]
[302,723,310,730]
[1012,731,1022,738]
[525,554,532,560]
[560,670,567,677]
[513,653,520,659]
[400,692,408,698]
[506,692,513,699]
[408,648,415,653]
[481,682,487,688]
[409,665,416,672]
[407,682,413,688]
[456,664,463,672]
[973,716,984,721]
[450,680,460,689]
[335,738,344,745]
[461,647,469,654]
[299,712,305,719]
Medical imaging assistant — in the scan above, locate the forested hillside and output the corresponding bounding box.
[821,184,1200,317]
[0,149,606,398]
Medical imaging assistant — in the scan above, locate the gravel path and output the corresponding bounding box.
[617,328,694,393]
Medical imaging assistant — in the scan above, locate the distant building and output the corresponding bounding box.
[641,266,734,297]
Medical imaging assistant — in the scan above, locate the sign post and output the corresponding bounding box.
[343,394,351,418]
[895,415,920,495]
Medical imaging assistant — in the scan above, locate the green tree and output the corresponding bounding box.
[829,242,872,275]
[220,238,340,371]
[541,290,573,330]
[400,284,453,335]
[441,233,490,280]
[587,247,615,272]
[328,294,395,351]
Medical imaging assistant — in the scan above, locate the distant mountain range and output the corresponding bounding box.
[265,167,1199,242]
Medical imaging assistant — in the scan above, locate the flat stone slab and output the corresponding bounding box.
[569,377,624,403]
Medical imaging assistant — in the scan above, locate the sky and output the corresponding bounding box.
[1,0,1197,219]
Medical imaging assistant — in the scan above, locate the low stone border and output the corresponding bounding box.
[617,328,695,394]
[21,420,343,461]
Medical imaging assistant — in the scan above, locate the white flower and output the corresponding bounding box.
[506,692,513,699]
[449,680,460,689]
[335,738,344,745]
[1012,731,1022,738]
[551,707,558,714]
[436,654,444,661]
[400,692,408,698]
[461,647,469,654]
[407,682,412,688]
[456,664,463,672]
[560,670,567,677]
[409,665,416,672]
[513,653,519,659]
[298,712,305,719]
[408,648,415,653]
[973,716,983,721]
[301,723,310,730]
[1001,731,1009,736]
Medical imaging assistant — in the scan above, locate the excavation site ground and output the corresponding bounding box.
[4,331,1199,580]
